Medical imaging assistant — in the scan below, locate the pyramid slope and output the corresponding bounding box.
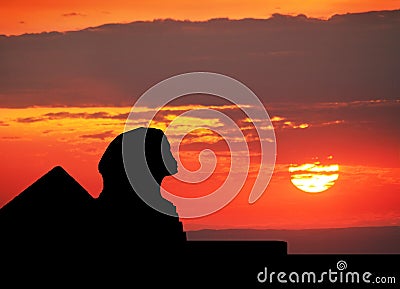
[0,166,94,223]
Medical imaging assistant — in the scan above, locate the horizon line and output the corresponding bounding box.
[2,8,399,37]
[187,224,400,232]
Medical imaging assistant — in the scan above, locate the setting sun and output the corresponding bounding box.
[289,161,339,193]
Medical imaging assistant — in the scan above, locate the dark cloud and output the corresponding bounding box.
[15,111,129,123]
[0,120,9,126]
[0,10,399,108]
[62,12,86,17]
[267,99,400,130]
[80,130,115,140]
[45,111,110,119]
[16,117,45,123]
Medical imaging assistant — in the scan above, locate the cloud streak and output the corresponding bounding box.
[62,12,86,17]
[80,130,115,140]
[16,116,44,123]
[15,111,129,123]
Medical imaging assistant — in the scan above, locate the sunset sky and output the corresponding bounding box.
[1,0,400,35]
[0,1,399,231]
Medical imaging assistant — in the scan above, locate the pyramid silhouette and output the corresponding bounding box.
[1,166,92,216]
[0,166,95,251]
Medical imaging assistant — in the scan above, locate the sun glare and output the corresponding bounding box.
[289,160,339,193]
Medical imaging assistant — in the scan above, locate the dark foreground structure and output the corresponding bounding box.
[0,128,286,286]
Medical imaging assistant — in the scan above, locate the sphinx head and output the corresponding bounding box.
[99,127,178,191]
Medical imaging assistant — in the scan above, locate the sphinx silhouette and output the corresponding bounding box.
[96,127,186,249]
[0,127,186,254]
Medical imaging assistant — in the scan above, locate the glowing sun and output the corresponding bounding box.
[289,158,339,193]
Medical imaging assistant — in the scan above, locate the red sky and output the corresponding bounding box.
[1,99,398,230]
[1,0,400,35]
[0,2,399,231]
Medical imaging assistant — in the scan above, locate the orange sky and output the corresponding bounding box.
[0,1,399,231]
[1,104,399,230]
[1,0,400,35]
